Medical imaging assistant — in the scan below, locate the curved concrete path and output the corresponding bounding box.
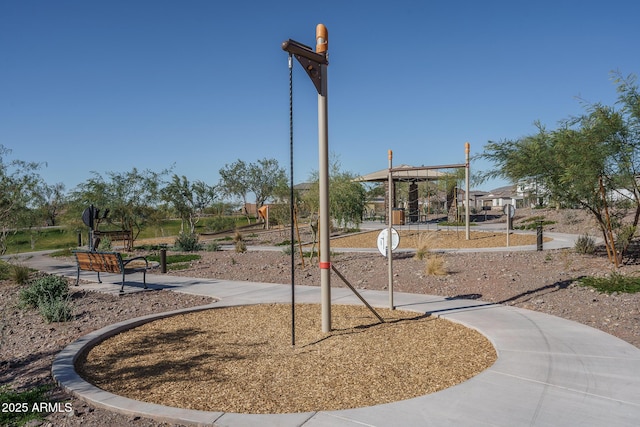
[4,245,640,426]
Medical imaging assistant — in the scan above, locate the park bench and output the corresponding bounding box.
[73,250,149,293]
[92,230,133,251]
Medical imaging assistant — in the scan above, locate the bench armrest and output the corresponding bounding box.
[122,256,149,269]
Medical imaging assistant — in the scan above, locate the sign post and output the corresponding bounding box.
[387,150,394,309]
[503,203,515,247]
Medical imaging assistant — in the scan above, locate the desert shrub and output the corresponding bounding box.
[234,230,247,253]
[574,234,596,254]
[19,275,73,323]
[205,241,221,252]
[425,254,447,276]
[97,237,112,251]
[10,264,31,285]
[39,295,73,323]
[414,232,434,261]
[19,275,69,309]
[174,232,203,252]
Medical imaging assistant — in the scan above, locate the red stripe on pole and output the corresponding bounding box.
[319,262,331,269]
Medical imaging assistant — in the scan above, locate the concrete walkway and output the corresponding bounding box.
[4,249,640,427]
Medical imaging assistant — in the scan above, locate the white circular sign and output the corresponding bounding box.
[377,228,400,257]
[503,204,516,218]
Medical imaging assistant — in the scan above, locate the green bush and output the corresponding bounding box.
[19,275,69,309]
[574,234,596,254]
[19,275,73,323]
[39,295,73,323]
[174,232,203,252]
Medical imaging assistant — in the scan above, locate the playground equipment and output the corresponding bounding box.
[364,142,471,310]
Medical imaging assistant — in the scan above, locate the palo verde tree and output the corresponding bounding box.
[69,167,170,247]
[162,174,217,234]
[218,159,250,216]
[0,145,47,254]
[247,158,287,209]
[219,158,287,218]
[303,155,367,230]
[478,72,640,264]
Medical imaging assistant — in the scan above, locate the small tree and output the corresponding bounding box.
[162,174,217,234]
[478,73,640,264]
[0,145,45,254]
[303,155,366,230]
[69,167,169,248]
[219,160,251,219]
[247,158,287,209]
[219,158,287,220]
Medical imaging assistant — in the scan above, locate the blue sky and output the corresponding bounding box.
[2,0,639,194]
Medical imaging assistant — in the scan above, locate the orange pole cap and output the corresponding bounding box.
[316,24,328,53]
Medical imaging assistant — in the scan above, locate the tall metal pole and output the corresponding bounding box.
[387,150,394,309]
[316,24,331,333]
[465,142,471,240]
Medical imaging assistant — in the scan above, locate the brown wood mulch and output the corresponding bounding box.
[78,304,496,414]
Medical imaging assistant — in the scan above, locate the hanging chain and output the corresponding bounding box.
[288,53,296,347]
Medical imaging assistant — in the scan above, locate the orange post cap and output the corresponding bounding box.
[316,24,328,53]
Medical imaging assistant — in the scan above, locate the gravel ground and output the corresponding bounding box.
[1,208,639,426]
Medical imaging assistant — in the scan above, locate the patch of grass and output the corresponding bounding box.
[0,384,52,426]
[578,272,640,294]
[146,254,200,264]
[49,248,74,257]
[425,254,448,276]
[9,264,32,285]
[5,228,78,254]
[166,263,191,271]
[414,232,434,261]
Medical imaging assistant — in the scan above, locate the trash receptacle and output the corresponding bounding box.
[392,208,405,225]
